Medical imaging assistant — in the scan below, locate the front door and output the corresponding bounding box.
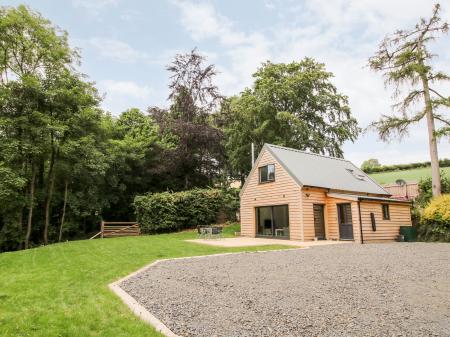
[337,203,354,240]
[313,204,326,239]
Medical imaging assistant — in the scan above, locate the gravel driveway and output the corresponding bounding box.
[120,243,450,337]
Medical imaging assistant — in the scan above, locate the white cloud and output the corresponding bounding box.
[86,38,150,63]
[171,0,272,94]
[73,37,180,67]
[100,80,152,100]
[172,0,450,164]
[72,0,120,17]
[119,10,140,22]
[98,80,153,115]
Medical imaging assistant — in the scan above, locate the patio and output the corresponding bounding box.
[185,237,349,248]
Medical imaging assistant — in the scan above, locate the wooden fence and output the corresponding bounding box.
[382,182,419,200]
[90,221,140,239]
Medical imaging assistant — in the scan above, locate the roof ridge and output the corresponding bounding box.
[266,144,349,162]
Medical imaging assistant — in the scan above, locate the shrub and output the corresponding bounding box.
[415,172,450,207]
[134,188,239,233]
[417,194,450,242]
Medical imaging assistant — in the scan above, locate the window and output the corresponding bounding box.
[382,204,390,220]
[259,164,275,183]
[256,205,289,237]
[346,168,366,181]
[338,203,352,225]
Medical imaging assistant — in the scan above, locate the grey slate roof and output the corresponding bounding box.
[265,144,389,195]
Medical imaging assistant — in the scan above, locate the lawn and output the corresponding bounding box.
[0,226,289,337]
[369,166,450,185]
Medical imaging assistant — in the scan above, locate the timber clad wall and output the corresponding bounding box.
[302,189,363,242]
[302,188,326,241]
[240,148,413,243]
[240,149,303,240]
[326,197,362,243]
[360,202,411,242]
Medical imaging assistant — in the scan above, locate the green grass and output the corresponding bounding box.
[0,228,289,337]
[369,166,450,185]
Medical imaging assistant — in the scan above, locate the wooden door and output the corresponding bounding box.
[313,204,326,239]
[337,203,354,240]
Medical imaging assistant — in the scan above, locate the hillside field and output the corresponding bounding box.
[369,166,450,185]
[0,225,290,337]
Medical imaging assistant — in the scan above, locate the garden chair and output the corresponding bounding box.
[197,226,206,239]
[211,226,222,239]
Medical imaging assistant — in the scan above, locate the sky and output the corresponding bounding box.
[3,0,450,166]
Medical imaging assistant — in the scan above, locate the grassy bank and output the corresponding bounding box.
[0,228,288,337]
[369,166,450,185]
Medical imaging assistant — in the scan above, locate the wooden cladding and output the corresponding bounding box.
[240,148,413,243]
[359,202,411,242]
[240,149,303,240]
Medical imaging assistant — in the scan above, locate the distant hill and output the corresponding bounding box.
[362,158,450,174]
[369,166,450,185]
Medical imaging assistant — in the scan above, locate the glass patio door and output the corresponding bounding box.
[256,205,289,238]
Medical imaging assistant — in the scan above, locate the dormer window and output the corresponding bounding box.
[259,164,275,183]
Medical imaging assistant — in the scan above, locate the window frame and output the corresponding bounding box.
[382,204,390,220]
[259,164,275,184]
[255,204,289,238]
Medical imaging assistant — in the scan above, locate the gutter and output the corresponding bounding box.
[357,196,412,204]
[357,200,364,244]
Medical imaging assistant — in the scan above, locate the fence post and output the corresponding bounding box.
[101,220,104,239]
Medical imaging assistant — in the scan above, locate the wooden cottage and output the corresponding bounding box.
[240,144,412,243]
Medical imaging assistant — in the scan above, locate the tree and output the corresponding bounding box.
[219,58,360,181]
[368,4,449,197]
[361,158,381,171]
[103,108,166,220]
[0,5,75,83]
[149,49,225,189]
[0,164,26,251]
[41,70,103,244]
[0,4,77,248]
[0,78,50,249]
[0,5,109,248]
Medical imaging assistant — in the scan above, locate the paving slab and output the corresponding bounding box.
[186,237,348,247]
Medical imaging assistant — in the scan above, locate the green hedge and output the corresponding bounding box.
[362,158,450,174]
[133,188,239,233]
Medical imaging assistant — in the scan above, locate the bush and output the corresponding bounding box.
[415,172,450,207]
[418,194,450,242]
[134,188,239,233]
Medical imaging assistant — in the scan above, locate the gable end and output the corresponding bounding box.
[239,145,303,197]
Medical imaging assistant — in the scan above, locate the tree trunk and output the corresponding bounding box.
[418,38,441,197]
[17,208,23,250]
[58,180,68,242]
[43,168,56,244]
[423,92,441,197]
[43,147,57,245]
[24,163,36,250]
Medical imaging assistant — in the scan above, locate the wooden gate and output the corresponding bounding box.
[90,221,140,239]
